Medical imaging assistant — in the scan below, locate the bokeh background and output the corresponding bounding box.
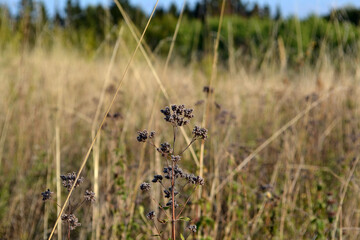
[1,0,360,239]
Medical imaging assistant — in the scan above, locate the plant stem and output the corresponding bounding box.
[171,161,176,240]
[153,220,162,239]
[178,138,196,156]
[67,222,70,240]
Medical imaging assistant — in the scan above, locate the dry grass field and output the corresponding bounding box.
[1,2,360,240]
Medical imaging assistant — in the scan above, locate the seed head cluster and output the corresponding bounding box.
[152,175,163,183]
[171,155,181,163]
[137,130,155,142]
[160,104,194,127]
[61,214,81,230]
[41,189,53,201]
[157,142,173,157]
[60,172,84,191]
[84,190,96,202]
[146,211,156,220]
[140,182,151,192]
[137,104,207,235]
[192,126,208,140]
[42,171,96,237]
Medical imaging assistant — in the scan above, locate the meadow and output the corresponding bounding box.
[1,1,360,240]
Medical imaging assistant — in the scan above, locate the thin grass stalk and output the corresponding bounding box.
[198,0,226,226]
[90,24,123,240]
[279,157,290,240]
[47,1,159,239]
[55,126,61,240]
[44,154,52,240]
[91,130,100,240]
[227,20,235,76]
[163,0,186,75]
[331,156,360,239]
[116,1,200,166]
[0,108,11,169]
[55,76,62,240]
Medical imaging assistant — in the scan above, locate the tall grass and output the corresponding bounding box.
[1,2,360,240]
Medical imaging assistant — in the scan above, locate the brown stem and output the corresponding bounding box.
[178,138,196,156]
[171,160,176,240]
[153,220,162,239]
[173,126,177,154]
[67,222,70,240]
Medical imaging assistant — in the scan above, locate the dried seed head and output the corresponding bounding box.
[137,130,148,142]
[203,86,213,94]
[152,175,163,183]
[157,142,172,157]
[192,126,208,140]
[160,104,194,127]
[166,199,179,208]
[188,224,197,233]
[195,176,205,185]
[41,189,53,201]
[164,189,171,198]
[84,190,96,202]
[61,214,81,230]
[163,165,186,179]
[171,155,181,163]
[146,211,156,220]
[149,131,156,139]
[140,182,151,192]
[60,172,84,191]
[185,174,204,185]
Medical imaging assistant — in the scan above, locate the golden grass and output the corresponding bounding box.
[1,14,360,240]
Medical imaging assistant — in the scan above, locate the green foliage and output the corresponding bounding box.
[1,2,360,65]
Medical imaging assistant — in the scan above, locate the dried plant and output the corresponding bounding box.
[137,104,207,239]
[42,172,95,239]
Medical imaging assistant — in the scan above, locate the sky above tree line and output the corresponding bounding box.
[1,0,360,19]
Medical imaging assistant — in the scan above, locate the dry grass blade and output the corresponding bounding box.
[215,87,347,193]
[163,0,186,75]
[198,0,226,225]
[116,0,200,166]
[46,1,159,239]
[331,156,360,239]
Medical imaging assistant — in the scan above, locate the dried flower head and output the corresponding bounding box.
[61,214,81,230]
[140,182,151,192]
[166,199,179,208]
[171,155,181,163]
[164,187,178,198]
[60,172,84,191]
[185,174,205,185]
[137,130,148,142]
[41,189,53,201]
[157,142,172,157]
[152,175,163,183]
[192,126,208,140]
[163,165,186,179]
[160,104,194,127]
[84,190,96,202]
[149,131,155,139]
[203,86,213,94]
[188,224,197,233]
[146,211,156,220]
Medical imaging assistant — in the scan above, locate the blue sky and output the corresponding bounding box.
[1,0,360,18]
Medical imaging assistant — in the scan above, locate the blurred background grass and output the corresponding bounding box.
[1,0,360,239]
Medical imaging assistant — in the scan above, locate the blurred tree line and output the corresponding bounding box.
[1,0,360,67]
